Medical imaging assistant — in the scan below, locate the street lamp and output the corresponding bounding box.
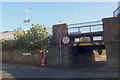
[24,6,32,30]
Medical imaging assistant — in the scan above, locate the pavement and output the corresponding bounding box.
[95,54,106,61]
[1,63,119,79]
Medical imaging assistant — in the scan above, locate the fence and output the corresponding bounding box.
[68,20,103,34]
[113,6,120,24]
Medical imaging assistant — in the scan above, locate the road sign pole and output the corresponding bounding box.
[59,38,62,66]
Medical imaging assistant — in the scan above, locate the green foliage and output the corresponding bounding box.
[2,24,52,51]
[102,49,106,55]
[94,49,106,55]
[2,40,15,51]
[14,27,25,40]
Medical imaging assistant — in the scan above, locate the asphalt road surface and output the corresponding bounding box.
[1,63,119,79]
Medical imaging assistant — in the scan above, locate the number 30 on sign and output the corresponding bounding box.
[62,36,70,45]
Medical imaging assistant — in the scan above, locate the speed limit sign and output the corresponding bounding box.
[62,36,70,45]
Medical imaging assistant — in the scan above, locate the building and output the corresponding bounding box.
[0,31,15,40]
[0,27,53,40]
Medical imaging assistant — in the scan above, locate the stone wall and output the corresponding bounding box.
[118,24,120,72]
[49,23,73,67]
[2,49,42,65]
[102,17,118,69]
[46,46,60,67]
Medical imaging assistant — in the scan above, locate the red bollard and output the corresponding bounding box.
[40,57,46,66]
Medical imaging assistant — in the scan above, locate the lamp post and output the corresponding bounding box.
[24,6,32,31]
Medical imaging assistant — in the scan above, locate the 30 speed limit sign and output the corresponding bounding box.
[62,36,70,45]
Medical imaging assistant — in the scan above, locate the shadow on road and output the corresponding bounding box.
[1,62,119,79]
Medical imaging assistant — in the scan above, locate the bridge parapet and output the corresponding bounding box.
[68,20,103,34]
[68,31,104,46]
[67,21,104,46]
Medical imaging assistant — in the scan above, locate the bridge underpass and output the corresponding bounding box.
[68,45,105,67]
[67,21,106,67]
[47,17,118,71]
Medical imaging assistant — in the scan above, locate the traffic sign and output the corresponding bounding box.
[62,36,70,45]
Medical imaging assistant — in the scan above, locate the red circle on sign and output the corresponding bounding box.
[62,36,70,45]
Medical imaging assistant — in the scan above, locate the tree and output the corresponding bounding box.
[14,27,25,40]
[13,24,51,50]
[2,40,15,51]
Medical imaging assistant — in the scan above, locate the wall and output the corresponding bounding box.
[2,49,42,65]
[0,32,15,40]
[46,46,61,67]
[48,23,73,67]
[102,17,118,70]
[118,24,120,72]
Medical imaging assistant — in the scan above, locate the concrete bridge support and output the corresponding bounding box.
[47,24,73,67]
[102,17,119,70]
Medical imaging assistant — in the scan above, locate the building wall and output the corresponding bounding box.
[0,27,52,40]
[0,32,15,40]
[46,27,53,36]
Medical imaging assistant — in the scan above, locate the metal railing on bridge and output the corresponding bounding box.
[113,6,120,24]
[68,20,103,34]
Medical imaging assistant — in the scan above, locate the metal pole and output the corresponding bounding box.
[26,6,28,21]
[78,27,80,33]
[26,6,28,31]
[25,6,32,31]
[89,26,91,33]
[59,38,62,66]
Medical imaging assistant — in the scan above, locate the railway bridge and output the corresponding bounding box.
[47,17,119,69]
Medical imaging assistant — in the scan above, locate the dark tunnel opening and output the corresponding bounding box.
[69,45,106,67]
